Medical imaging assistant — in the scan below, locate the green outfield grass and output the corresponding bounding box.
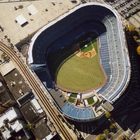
[56,39,106,93]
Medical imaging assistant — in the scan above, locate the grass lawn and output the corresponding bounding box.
[87,97,94,105]
[70,93,77,98]
[56,39,106,93]
[68,97,76,103]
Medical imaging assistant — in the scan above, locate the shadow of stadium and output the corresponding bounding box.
[67,115,111,135]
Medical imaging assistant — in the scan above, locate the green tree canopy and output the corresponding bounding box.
[96,134,106,140]
[126,24,136,32]
[103,129,110,136]
[105,111,111,119]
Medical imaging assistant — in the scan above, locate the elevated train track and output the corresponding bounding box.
[0,41,77,140]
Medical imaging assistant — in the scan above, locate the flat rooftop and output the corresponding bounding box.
[32,118,51,140]
[0,74,15,110]
[0,83,13,104]
[0,0,80,45]
[4,68,31,100]
[20,99,44,123]
[49,89,66,108]
[20,99,53,139]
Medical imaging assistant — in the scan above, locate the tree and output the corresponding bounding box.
[109,123,117,133]
[136,46,140,55]
[26,122,34,130]
[105,111,111,119]
[1,53,10,62]
[126,24,136,32]
[96,134,106,140]
[103,129,110,138]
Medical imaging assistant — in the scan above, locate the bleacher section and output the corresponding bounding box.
[62,103,95,121]
[98,15,130,103]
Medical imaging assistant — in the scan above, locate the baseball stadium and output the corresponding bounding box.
[28,3,131,121]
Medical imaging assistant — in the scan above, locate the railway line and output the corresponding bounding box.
[0,41,78,140]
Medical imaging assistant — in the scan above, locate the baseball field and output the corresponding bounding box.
[56,39,106,93]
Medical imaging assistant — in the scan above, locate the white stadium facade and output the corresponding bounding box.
[28,3,131,121]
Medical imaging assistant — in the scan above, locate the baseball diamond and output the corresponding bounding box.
[55,38,107,93]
